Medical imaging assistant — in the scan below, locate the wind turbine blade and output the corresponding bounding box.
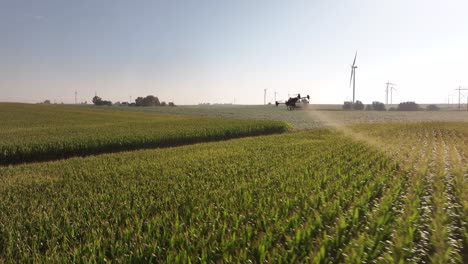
[349,68,354,87]
[352,51,357,66]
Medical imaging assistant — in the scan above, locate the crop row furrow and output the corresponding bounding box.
[446,132,468,263]
[307,155,399,263]
[423,128,457,263]
[376,130,430,263]
[440,133,465,262]
[340,166,405,263]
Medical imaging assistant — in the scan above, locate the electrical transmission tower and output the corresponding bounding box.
[455,86,468,111]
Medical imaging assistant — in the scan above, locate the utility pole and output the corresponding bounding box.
[455,86,468,111]
[448,94,454,109]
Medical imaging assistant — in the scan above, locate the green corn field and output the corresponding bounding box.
[0,104,467,263]
[0,103,289,164]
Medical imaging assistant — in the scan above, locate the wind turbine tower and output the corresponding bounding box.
[264,88,267,105]
[385,81,396,105]
[75,90,77,104]
[349,51,358,104]
[390,86,397,104]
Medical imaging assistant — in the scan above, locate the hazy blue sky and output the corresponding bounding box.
[1,0,467,105]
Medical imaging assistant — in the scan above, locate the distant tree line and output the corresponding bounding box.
[92,95,175,107]
[342,100,364,110]
[38,100,65,104]
[426,104,440,111]
[343,100,439,111]
[135,95,160,106]
[397,101,420,111]
[134,95,175,107]
[366,101,386,111]
[92,96,112,106]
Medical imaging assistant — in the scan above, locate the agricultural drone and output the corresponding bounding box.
[275,94,310,110]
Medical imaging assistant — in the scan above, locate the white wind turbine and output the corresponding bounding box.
[349,51,358,104]
[385,81,396,105]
